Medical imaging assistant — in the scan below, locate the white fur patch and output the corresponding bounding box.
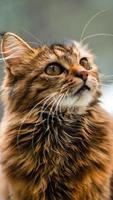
[61,90,92,108]
[60,75,98,114]
[73,41,94,63]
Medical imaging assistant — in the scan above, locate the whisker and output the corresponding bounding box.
[81,33,113,43]
[22,28,42,45]
[53,85,69,123]
[46,95,62,142]
[101,80,113,83]
[47,84,69,132]
[31,94,57,158]
[44,85,67,144]
[100,83,112,87]
[46,95,60,127]
[100,75,113,81]
[50,93,69,149]
[55,91,69,123]
[27,41,42,45]
[80,9,110,41]
[39,93,57,120]
[31,98,59,159]
[16,94,54,154]
[49,94,65,141]
[1,47,27,55]
[60,81,75,92]
[1,41,24,49]
[100,73,113,77]
[54,94,65,123]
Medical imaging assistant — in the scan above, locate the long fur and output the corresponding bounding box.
[1,32,113,200]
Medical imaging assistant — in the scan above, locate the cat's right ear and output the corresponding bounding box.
[1,32,34,73]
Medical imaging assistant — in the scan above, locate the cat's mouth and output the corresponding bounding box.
[73,85,90,95]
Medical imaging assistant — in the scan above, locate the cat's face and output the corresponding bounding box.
[1,33,101,113]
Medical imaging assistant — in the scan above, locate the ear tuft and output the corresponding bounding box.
[1,32,33,67]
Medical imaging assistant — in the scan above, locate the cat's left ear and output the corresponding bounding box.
[1,32,34,67]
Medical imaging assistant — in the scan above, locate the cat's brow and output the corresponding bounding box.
[50,44,66,53]
[50,44,73,66]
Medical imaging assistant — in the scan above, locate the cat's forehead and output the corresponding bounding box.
[34,41,94,67]
[49,43,77,65]
[49,41,94,62]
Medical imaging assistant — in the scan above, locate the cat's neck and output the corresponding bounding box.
[3,101,98,124]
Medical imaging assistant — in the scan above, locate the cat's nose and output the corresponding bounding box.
[71,65,88,81]
[76,70,88,81]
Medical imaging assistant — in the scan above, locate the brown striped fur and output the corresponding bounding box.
[0,32,113,200]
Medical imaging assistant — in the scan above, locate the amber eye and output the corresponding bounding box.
[79,57,90,70]
[45,62,64,76]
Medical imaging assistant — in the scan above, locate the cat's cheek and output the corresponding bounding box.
[86,75,99,94]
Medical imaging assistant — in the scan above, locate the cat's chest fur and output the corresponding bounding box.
[2,107,113,200]
[19,115,89,200]
[18,112,85,175]
[1,32,113,200]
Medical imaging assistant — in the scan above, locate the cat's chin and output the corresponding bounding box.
[73,85,90,96]
[59,76,99,113]
[60,90,93,114]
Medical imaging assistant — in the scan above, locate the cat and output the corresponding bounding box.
[0,32,113,200]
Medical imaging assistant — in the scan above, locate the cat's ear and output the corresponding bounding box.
[1,32,34,67]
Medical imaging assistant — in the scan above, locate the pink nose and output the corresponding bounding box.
[76,70,88,81]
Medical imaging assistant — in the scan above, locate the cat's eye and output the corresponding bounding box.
[79,57,90,70]
[45,62,64,76]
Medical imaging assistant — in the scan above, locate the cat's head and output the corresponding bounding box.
[1,32,101,114]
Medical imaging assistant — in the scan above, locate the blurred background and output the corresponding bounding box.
[0,0,113,115]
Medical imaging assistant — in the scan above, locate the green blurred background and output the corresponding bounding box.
[0,0,113,115]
